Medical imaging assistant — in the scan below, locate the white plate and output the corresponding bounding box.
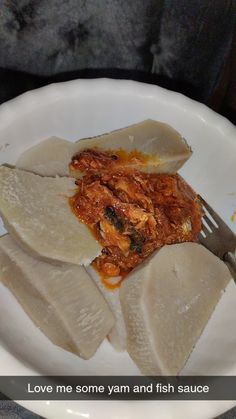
[0,79,235,419]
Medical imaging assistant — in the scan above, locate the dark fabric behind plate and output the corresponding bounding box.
[0,0,235,104]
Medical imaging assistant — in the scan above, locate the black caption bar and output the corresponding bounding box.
[0,376,236,401]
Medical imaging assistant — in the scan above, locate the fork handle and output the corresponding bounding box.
[224,250,236,282]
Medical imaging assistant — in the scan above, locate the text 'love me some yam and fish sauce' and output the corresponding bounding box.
[69,148,202,289]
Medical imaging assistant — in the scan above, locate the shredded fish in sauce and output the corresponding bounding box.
[69,148,202,288]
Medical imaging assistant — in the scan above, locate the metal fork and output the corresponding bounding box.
[198,195,236,282]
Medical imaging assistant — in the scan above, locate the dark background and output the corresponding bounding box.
[0,0,235,124]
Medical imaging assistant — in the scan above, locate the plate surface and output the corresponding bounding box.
[0,78,236,419]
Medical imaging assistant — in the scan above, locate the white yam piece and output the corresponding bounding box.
[75,119,192,174]
[0,166,102,265]
[16,137,76,177]
[15,120,191,177]
[0,235,115,359]
[86,265,127,351]
[120,243,231,376]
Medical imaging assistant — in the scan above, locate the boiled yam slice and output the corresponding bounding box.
[86,265,127,351]
[16,137,76,177]
[16,120,191,177]
[120,243,231,376]
[0,235,115,359]
[0,166,102,265]
[74,119,192,174]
